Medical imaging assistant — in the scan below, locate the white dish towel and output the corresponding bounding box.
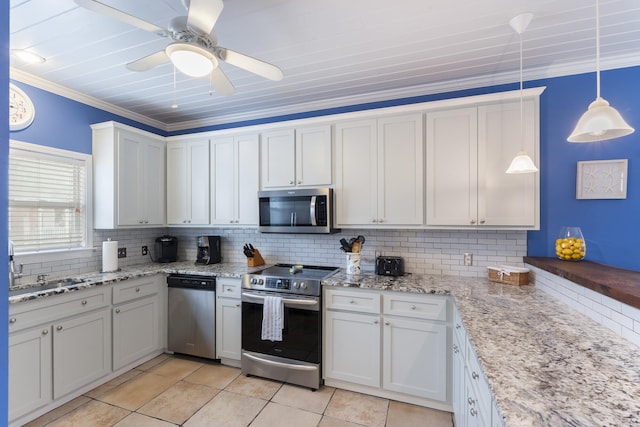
[261,295,283,341]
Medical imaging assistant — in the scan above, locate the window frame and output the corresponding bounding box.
[9,140,94,262]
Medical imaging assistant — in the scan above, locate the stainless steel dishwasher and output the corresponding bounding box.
[167,274,216,359]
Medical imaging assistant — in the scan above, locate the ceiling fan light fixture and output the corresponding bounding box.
[567,97,634,142]
[165,43,217,78]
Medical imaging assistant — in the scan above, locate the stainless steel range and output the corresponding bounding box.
[241,263,339,390]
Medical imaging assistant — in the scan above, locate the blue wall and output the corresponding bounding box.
[9,82,165,153]
[2,1,9,422]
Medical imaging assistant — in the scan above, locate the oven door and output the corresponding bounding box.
[241,291,321,364]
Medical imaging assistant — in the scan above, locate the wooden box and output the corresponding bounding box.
[487,265,530,286]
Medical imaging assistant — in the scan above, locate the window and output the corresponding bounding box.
[9,140,92,254]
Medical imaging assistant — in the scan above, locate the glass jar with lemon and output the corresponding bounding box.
[555,227,586,261]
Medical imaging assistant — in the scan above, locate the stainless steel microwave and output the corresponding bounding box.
[258,188,339,234]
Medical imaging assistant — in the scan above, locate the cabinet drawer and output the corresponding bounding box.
[217,277,241,299]
[466,341,492,415]
[383,294,447,321]
[324,289,380,314]
[113,276,159,304]
[9,287,110,333]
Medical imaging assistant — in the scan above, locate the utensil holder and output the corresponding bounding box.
[346,252,361,275]
[247,249,265,267]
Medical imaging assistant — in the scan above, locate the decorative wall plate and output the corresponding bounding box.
[576,159,628,199]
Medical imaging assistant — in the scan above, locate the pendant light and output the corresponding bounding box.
[567,0,634,142]
[506,13,538,174]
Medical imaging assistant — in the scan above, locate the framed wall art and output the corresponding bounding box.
[576,159,628,200]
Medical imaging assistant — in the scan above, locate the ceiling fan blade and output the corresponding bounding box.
[187,0,223,35]
[126,51,170,72]
[74,0,166,34]
[210,67,235,96]
[217,48,284,81]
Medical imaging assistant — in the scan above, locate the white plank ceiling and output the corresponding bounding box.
[9,0,640,131]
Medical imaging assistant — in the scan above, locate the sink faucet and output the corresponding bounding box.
[9,241,23,288]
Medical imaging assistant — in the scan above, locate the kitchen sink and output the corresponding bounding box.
[9,278,87,297]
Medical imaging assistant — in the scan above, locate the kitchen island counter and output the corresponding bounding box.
[323,271,640,426]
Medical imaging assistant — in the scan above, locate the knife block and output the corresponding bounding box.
[247,249,265,267]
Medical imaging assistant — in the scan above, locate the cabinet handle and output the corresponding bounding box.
[297,180,302,184]
[144,220,149,224]
[230,220,234,223]
[81,300,87,305]
[373,320,379,324]
[468,397,475,406]
[379,218,384,223]
[384,321,390,326]
[472,371,479,380]
[410,304,416,310]
[138,219,144,224]
[42,329,49,335]
[372,219,378,223]
[456,324,461,330]
[453,344,459,354]
[56,325,63,331]
[479,219,485,224]
[135,288,140,292]
[289,181,294,185]
[470,219,476,225]
[9,317,16,324]
[235,304,240,307]
[470,408,477,417]
[349,300,355,304]
[226,288,233,292]
[115,308,121,314]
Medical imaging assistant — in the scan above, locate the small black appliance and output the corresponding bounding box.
[375,256,405,276]
[155,235,178,263]
[196,235,221,264]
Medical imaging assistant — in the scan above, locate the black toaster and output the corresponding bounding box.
[375,256,405,276]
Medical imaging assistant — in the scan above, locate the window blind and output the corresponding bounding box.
[9,143,89,253]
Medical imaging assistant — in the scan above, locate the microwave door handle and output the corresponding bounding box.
[310,196,317,226]
[290,211,294,227]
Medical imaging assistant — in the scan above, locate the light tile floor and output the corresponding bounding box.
[24,354,454,427]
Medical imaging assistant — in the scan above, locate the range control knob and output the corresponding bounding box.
[258,278,264,285]
[299,282,307,290]
[293,282,300,289]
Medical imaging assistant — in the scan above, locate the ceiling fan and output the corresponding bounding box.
[73,0,284,96]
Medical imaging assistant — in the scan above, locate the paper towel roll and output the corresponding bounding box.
[102,240,118,273]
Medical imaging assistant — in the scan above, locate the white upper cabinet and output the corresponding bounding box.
[166,139,210,226]
[261,126,332,188]
[335,114,423,227]
[211,133,259,225]
[426,97,539,229]
[92,122,166,229]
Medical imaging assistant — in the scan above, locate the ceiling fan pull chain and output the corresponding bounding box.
[209,72,213,96]
[172,66,178,109]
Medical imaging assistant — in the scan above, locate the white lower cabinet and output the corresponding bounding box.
[324,289,450,407]
[216,278,242,364]
[53,308,111,399]
[453,305,499,427]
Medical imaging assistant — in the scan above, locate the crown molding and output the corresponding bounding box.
[11,53,640,135]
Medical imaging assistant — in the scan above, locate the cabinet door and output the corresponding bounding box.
[478,101,537,227]
[52,308,111,399]
[9,326,52,422]
[426,107,478,226]
[377,114,424,225]
[143,139,166,226]
[335,120,378,226]
[117,130,144,226]
[295,125,332,187]
[261,129,295,188]
[211,137,236,225]
[452,328,466,427]
[324,310,380,387]
[216,297,241,360]
[382,317,447,401]
[166,142,189,225]
[113,295,160,370]
[188,140,210,225]
[235,134,259,225]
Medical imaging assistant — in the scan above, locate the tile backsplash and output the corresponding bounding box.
[15,227,527,283]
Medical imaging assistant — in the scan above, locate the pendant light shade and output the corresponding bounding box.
[505,13,538,174]
[567,0,634,142]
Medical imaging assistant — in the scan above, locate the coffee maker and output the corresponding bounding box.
[196,236,221,265]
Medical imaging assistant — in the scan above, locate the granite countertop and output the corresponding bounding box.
[324,271,640,427]
[8,261,266,304]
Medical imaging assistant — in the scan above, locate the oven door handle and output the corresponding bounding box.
[242,292,317,306]
[243,352,318,371]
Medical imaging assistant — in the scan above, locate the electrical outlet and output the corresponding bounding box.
[464,252,473,266]
[118,248,126,258]
[141,246,148,256]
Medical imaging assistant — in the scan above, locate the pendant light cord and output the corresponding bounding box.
[596,0,601,99]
